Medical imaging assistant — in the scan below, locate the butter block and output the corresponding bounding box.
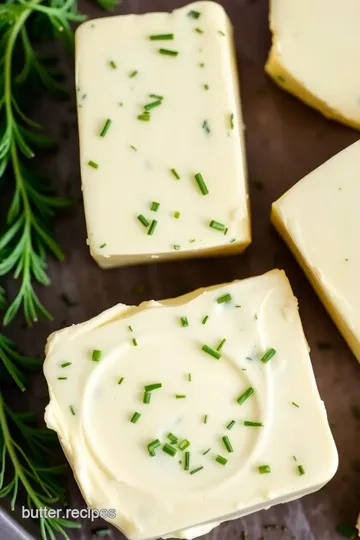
[75,1,250,268]
[272,141,360,363]
[44,270,337,540]
[266,0,360,130]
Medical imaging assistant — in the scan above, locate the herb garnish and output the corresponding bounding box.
[202,119,210,133]
[222,435,233,453]
[260,348,276,363]
[163,443,177,457]
[216,455,228,465]
[137,215,150,227]
[100,118,112,137]
[151,201,160,212]
[148,220,158,235]
[187,10,201,19]
[150,34,174,41]
[129,70,138,78]
[226,420,236,430]
[202,344,221,360]
[217,293,232,304]
[61,362,72,368]
[144,383,162,392]
[92,349,102,362]
[180,316,189,327]
[194,173,209,195]
[170,168,180,179]
[190,466,203,475]
[159,48,179,56]
[237,387,255,405]
[88,160,99,169]
[130,412,141,424]
[258,465,271,474]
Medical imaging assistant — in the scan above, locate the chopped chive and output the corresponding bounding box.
[244,421,263,427]
[180,316,189,327]
[173,211,180,219]
[147,439,161,456]
[195,27,203,34]
[129,70,138,78]
[292,401,300,408]
[184,451,190,470]
[88,160,99,169]
[258,465,271,474]
[100,118,112,137]
[70,405,75,415]
[128,325,133,332]
[216,455,228,465]
[149,33,174,41]
[150,201,160,212]
[159,48,179,56]
[209,220,226,232]
[187,9,200,18]
[143,391,151,404]
[218,30,225,36]
[163,443,177,457]
[203,414,208,424]
[132,338,138,346]
[92,349,102,362]
[144,100,162,111]
[173,244,181,251]
[202,344,221,360]
[167,433,178,444]
[293,455,297,462]
[202,448,211,455]
[144,383,162,392]
[226,420,236,430]
[118,377,124,385]
[138,112,150,121]
[188,373,192,382]
[190,466,203,475]
[222,435,233,453]
[170,168,180,179]
[109,60,117,69]
[298,465,305,476]
[130,145,137,151]
[130,412,141,423]
[235,305,241,308]
[194,172,209,195]
[202,315,209,324]
[224,227,228,236]
[61,362,72,368]
[149,93,163,100]
[260,348,276,364]
[99,243,106,248]
[230,113,234,129]
[203,83,209,90]
[217,293,232,303]
[147,220,157,235]
[137,214,150,227]
[199,62,205,67]
[217,338,226,351]
[237,387,255,405]
[175,394,186,399]
[202,119,210,134]
[57,377,67,380]
[178,439,190,451]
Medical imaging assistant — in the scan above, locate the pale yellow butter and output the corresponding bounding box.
[44,270,337,540]
[272,140,360,363]
[266,0,360,130]
[76,2,250,268]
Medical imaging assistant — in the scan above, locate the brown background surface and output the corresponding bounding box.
[4,0,360,539]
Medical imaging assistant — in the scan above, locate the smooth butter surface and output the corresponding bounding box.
[266,0,360,130]
[272,141,360,363]
[44,270,337,540]
[76,1,250,268]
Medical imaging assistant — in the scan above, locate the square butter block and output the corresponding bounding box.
[75,1,250,268]
[272,141,360,363]
[44,270,337,540]
[265,0,360,130]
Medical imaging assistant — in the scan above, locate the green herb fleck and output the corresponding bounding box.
[203,83,209,90]
[298,465,305,476]
[130,145,137,151]
[258,465,271,474]
[260,348,276,364]
[227,420,236,430]
[149,34,174,41]
[194,173,209,195]
[147,439,161,456]
[195,28,204,34]
[92,349,102,362]
[99,243,106,248]
[187,10,201,19]
[173,244,181,251]
[148,220,158,235]
[237,386,255,405]
[70,406,75,416]
[244,421,263,427]
[184,451,190,470]
[188,373,192,382]
[138,112,150,121]
[216,455,228,465]
[202,448,211,455]
[130,412,141,423]
[151,201,160,212]
[149,93,164,100]
[100,118,112,137]
[202,344,221,360]
[132,338,138,346]
[292,401,300,408]
[202,315,209,324]
[217,293,232,304]
[159,48,179,56]
[230,113,234,129]
[144,100,162,111]
[118,377,124,385]
[88,160,99,169]
[190,466,203,475]
[178,439,190,451]
[61,362,72,368]
[129,70,138,78]
[175,394,186,399]
[57,377,67,380]
[180,316,189,327]
[137,214,150,228]
[167,433,178,444]
[203,414,208,424]
[218,30,225,36]
[222,435,233,453]
[143,391,151,404]
[109,60,117,69]
[128,325,133,332]
[202,119,210,134]
[173,211,180,219]
[163,443,177,457]
[170,168,180,179]
[144,383,162,392]
[217,338,226,351]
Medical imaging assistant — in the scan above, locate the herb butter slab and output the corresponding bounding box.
[44,270,337,540]
[75,1,250,268]
[272,141,360,364]
[266,0,360,130]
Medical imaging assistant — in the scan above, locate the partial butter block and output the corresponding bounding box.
[272,141,360,363]
[265,0,360,130]
[44,270,337,540]
[75,1,250,268]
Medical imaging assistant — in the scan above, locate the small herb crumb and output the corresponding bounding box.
[187,10,201,19]
[129,70,138,78]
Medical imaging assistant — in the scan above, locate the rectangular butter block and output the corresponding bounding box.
[272,141,360,363]
[75,1,250,268]
[44,270,337,540]
[266,0,360,130]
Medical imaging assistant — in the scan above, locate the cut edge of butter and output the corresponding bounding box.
[265,5,360,131]
[271,204,360,364]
